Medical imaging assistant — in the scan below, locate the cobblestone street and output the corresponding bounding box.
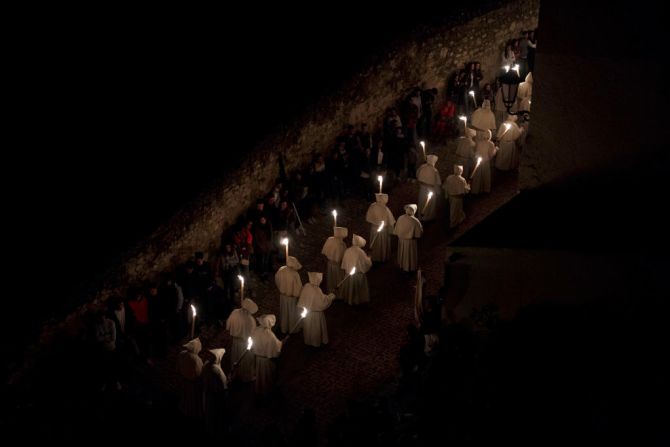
[148,141,519,440]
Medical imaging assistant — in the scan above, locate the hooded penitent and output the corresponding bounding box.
[177,337,203,380]
[471,99,497,131]
[298,271,335,347]
[252,314,282,358]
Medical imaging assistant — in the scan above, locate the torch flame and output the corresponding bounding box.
[350,267,356,275]
[468,90,475,97]
[505,123,511,130]
[237,275,244,285]
[377,221,385,232]
[247,336,253,350]
[428,191,434,200]
[190,304,196,317]
[419,141,425,149]
[300,307,308,318]
[281,238,289,246]
[458,115,467,122]
[477,156,483,163]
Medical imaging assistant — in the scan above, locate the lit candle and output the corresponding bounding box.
[422,191,434,214]
[336,267,356,288]
[470,156,483,179]
[288,307,309,334]
[233,336,254,369]
[420,140,426,161]
[503,65,510,73]
[459,115,467,131]
[237,275,245,301]
[281,237,289,264]
[190,304,197,339]
[377,175,383,194]
[469,90,477,108]
[513,64,520,77]
[369,221,385,249]
[500,122,512,139]
[332,209,337,228]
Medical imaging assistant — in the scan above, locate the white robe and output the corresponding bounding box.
[393,214,423,271]
[274,266,303,333]
[297,283,335,347]
[444,174,470,228]
[177,340,203,419]
[365,203,395,262]
[226,309,256,382]
[454,137,475,179]
[416,164,441,222]
[202,351,228,434]
[494,121,523,171]
[251,327,282,395]
[321,237,346,293]
[470,139,497,194]
[340,246,372,305]
[471,106,497,133]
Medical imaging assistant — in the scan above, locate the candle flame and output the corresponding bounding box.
[428,191,434,200]
[237,275,244,285]
[350,267,356,275]
[190,304,196,317]
[458,115,467,122]
[332,210,337,217]
[503,65,510,72]
[505,123,511,130]
[477,156,483,163]
[377,221,385,232]
[469,90,475,97]
[281,238,289,246]
[300,307,308,318]
[419,141,425,149]
[513,64,520,76]
[247,336,253,350]
[377,175,383,183]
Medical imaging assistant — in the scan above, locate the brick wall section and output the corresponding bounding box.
[25,0,539,372]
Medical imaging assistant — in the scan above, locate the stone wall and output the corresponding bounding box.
[29,0,539,361]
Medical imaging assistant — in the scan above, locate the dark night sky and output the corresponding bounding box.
[9,3,510,347]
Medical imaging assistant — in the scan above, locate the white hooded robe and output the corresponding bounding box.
[274,256,303,333]
[393,205,423,272]
[340,235,372,305]
[177,337,203,419]
[321,227,347,293]
[444,165,470,228]
[494,116,524,171]
[416,155,441,222]
[225,298,257,382]
[365,194,396,262]
[251,314,282,395]
[470,130,498,194]
[297,272,335,347]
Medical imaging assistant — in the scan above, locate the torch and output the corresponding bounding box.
[469,90,477,108]
[238,275,245,301]
[369,221,385,249]
[288,307,308,335]
[470,156,483,179]
[190,304,197,339]
[458,115,467,131]
[422,191,434,214]
[232,336,254,370]
[281,237,289,264]
[336,267,356,289]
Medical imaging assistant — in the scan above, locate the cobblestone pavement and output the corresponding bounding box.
[147,141,519,441]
